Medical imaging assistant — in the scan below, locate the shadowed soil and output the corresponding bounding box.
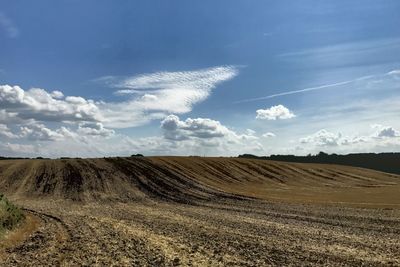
[0,157,399,266]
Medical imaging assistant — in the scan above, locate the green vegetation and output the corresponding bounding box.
[0,193,25,237]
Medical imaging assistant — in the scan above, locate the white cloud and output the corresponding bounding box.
[19,123,66,141]
[0,66,242,157]
[235,68,400,104]
[0,143,37,155]
[0,63,260,157]
[161,115,231,140]
[0,124,18,138]
[300,129,342,146]
[387,69,400,76]
[50,90,64,99]
[262,132,276,138]
[246,129,256,136]
[114,66,238,93]
[15,121,116,142]
[0,12,19,38]
[0,66,238,129]
[256,105,295,120]
[372,124,400,138]
[0,110,18,124]
[299,129,366,147]
[100,66,239,128]
[158,114,263,155]
[0,85,101,123]
[376,127,399,138]
[298,125,400,155]
[77,122,115,137]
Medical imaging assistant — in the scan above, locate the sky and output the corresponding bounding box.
[0,0,400,158]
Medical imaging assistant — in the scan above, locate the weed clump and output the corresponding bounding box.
[0,193,25,236]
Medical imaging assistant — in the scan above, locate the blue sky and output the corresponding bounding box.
[1,0,400,157]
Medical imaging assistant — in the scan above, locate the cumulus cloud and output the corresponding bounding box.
[0,65,274,157]
[161,115,231,140]
[300,129,367,147]
[256,105,295,120]
[300,129,342,146]
[158,115,262,154]
[0,124,18,138]
[0,66,242,157]
[299,125,400,153]
[77,122,115,137]
[0,85,101,123]
[14,121,116,143]
[372,124,400,138]
[0,143,37,156]
[376,127,400,138]
[0,110,18,124]
[19,123,67,141]
[262,132,276,138]
[50,90,64,99]
[1,66,238,130]
[246,129,256,136]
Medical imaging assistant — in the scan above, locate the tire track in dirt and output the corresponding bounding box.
[1,157,400,266]
[1,209,72,267]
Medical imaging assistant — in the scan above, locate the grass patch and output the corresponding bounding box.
[0,194,25,237]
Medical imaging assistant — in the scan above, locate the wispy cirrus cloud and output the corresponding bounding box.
[112,66,238,94]
[0,12,19,38]
[277,38,400,59]
[0,66,238,131]
[97,65,239,127]
[234,69,399,103]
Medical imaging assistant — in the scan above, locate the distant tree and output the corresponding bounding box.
[237,152,400,175]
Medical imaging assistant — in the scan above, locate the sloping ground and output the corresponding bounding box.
[1,157,400,266]
[150,157,400,207]
[0,157,399,205]
[0,157,247,203]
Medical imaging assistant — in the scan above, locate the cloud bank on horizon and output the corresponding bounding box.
[1,1,400,157]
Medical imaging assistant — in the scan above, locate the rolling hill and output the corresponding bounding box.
[1,157,399,266]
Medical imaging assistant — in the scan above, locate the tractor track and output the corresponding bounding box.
[1,209,72,267]
[0,157,399,266]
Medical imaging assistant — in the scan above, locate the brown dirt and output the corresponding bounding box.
[0,157,399,266]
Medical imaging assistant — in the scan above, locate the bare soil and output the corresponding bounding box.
[0,157,399,266]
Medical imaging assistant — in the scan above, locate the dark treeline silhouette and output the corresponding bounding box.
[238,152,400,175]
[131,154,144,157]
[0,156,51,160]
[0,156,30,160]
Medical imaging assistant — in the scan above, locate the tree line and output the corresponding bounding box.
[238,152,400,175]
